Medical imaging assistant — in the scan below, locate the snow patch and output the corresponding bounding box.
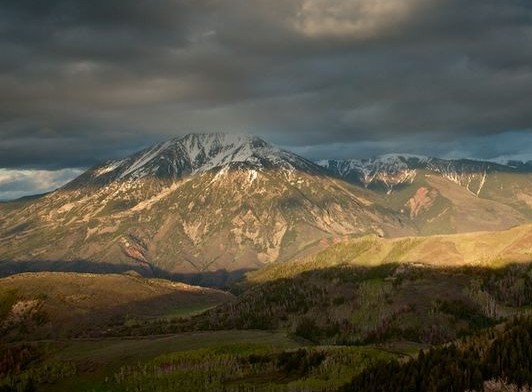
[248,169,258,184]
[94,160,124,176]
[119,140,173,179]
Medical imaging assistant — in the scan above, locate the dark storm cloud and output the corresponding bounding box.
[0,0,532,171]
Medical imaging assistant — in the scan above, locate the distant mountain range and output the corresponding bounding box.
[319,154,532,235]
[1,133,531,275]
[318,154,532,193]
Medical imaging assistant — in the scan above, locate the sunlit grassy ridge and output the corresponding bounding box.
[248,224,532,283]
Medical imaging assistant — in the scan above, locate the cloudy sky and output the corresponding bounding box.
[1,0,532,199]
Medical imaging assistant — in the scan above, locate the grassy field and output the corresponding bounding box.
[40,330,301,392]
[38,332,399,392]
[109,344,397,392]
[0,330,405,392]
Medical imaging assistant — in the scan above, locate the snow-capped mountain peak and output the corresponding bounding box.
[69,133,320,187]
[173,132,279,173]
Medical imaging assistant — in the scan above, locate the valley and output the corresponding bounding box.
[1,262,531,391]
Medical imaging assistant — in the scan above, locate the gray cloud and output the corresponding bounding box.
[289,130,532,162]
[0,0,531,170]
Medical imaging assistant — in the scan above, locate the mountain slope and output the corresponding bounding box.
[0,133,409,275]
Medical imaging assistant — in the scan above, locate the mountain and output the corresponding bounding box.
[1,136,530,277]
[0,133,409,276]
[318,155,532,235]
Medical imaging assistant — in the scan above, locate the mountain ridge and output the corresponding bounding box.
[317,154,530,194]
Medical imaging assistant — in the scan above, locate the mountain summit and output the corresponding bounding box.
[68,133,319,188]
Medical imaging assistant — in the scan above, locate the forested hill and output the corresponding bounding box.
[342,315,532,392]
